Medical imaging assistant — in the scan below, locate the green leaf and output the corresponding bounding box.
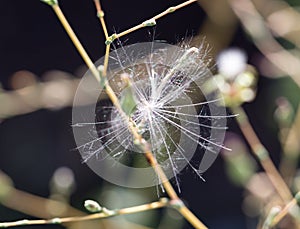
[120,86,137,116]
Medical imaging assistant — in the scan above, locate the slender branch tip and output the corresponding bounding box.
[40,0,58,6]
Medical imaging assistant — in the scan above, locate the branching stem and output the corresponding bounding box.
[93,0,109,39]
[270,200,296,227]
[231,106,293,202]
[48,1,207,229]
[105,0,197,43]
[0,199,168,228]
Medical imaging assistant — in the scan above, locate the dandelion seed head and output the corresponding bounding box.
[72,42,228,188]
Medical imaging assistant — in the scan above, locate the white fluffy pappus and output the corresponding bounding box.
[72,42,229,189]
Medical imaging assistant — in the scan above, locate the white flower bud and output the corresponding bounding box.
[217,48,247,79]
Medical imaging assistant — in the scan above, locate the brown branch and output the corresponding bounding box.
[44,1,208,228]
[0,198,168,228]
[231,106,293,202]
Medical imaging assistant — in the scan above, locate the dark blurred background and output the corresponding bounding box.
[0,0,299,229]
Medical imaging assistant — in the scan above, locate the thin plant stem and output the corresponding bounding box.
[144,149,207,229]
[0,199,168,228]
[0,185,107,228]
[49,2,207,229]
[52,4,100,81]
[0,196,207,229]
[103,43,110,77]
[178,206,208,229]
[231,106,293,202]
[262,206,281,229]
[270,200,296,228]
[51,4,131,134]
[144,151,179,200]
[93,0,110,76]
[279,105,300,186]
[93,0,109,39]
[107,0,197,42]
[270,192,300,228]
[152,0,197,20]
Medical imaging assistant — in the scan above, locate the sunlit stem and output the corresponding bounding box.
[52,5,100,81]
[50,5,122,117]
[270,192,300,227]
[49,3,207,228]
[103,44,110,77]
[0,199,169,228]
[105,0,198,44]
[94,0,109,39]
[50,0,165,200]
[145,151,207,229]
[93,0,110,77]
[279,105,300,186]
[231,105,293,202]
[262,206,281,229]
